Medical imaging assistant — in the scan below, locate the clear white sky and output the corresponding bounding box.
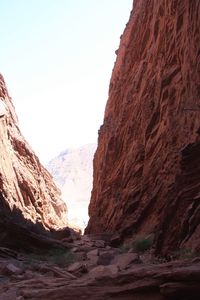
[0,0,132,163]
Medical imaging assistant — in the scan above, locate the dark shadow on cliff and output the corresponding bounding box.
[154,140,200,256]
[0,192,79,254]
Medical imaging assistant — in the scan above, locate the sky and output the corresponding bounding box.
[0,0,132,163]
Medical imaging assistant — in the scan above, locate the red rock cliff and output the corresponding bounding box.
[86,0,200,255]
[0,74,67,230]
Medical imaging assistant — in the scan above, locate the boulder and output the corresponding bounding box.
[97,251,115,266]
[67,262,87,274]
[87,249,99,257]
[2,263,23,275]
[93,240,105,248]
[111,253,141,270]
[89,265,119,279]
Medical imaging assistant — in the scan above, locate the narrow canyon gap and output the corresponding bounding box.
[0,1,200,299]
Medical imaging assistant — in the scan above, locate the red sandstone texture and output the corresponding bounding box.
[0,74,67,230]
[86,0,200,255]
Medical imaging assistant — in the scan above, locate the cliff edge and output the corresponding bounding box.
[0,74,67,232]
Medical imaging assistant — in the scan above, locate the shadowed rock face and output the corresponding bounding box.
[86,0,200,255]
[0,74,67,230]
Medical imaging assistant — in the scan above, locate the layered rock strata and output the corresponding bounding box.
[0,74,67,231]
[86,0,200,255]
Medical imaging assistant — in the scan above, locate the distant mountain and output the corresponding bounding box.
[47,143,96,231]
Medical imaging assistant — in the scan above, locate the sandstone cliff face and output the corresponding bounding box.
[0,74,67,230]
[86,0,200,255]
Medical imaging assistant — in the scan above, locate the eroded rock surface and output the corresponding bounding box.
[86,0,200,255]
[0,234,199,300]
[0,74,67,231]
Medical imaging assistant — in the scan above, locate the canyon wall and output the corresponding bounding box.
[0,74,67,230]
[86,0,200,255]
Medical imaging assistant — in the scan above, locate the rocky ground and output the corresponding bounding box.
[0,233,199,300]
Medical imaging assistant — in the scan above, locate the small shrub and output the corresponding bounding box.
[24,248,75,267]
[133,235,153,253]
[24,253,41,266]
[47,248,75,266]
[118,243,131,253]
[172,248,198,260]
[152,256,168,264]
